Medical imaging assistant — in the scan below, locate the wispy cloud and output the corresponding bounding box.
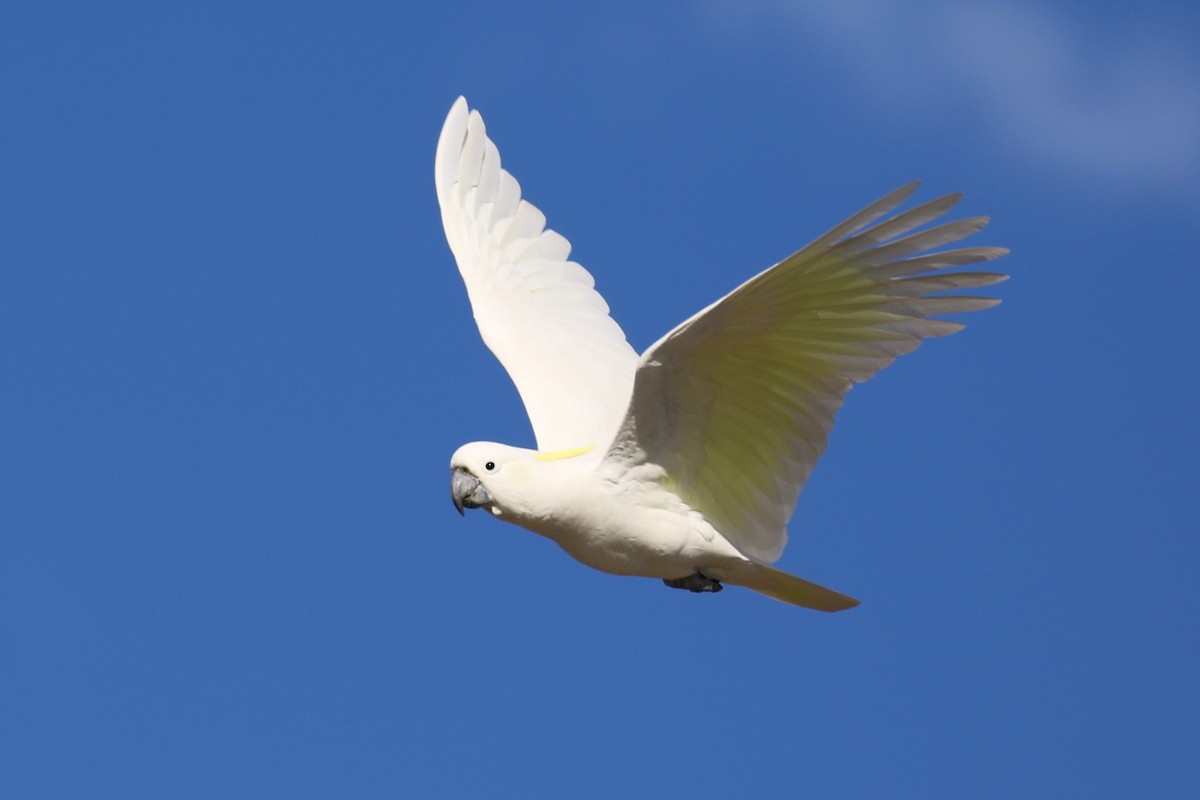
[706,0,1200,189]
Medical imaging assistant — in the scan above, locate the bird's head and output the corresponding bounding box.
[449,442,531,517]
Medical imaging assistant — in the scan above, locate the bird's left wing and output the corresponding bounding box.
[605,183,1007,564]
[436,97,639,451]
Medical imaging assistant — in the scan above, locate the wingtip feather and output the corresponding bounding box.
[435,96,471,195]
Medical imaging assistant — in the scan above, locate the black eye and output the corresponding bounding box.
[485,461,496,472]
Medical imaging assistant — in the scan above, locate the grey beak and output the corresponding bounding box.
[451,468,492,515]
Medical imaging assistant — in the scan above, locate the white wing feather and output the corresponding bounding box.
[436,97,639,451]
[606,183,1007,563]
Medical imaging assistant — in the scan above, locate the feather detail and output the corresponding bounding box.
[608,184,1007,563]
[436,98,639,451]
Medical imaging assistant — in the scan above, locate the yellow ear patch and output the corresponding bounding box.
[534,445,594,462]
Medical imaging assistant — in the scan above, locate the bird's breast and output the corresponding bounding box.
[508,466,720,579]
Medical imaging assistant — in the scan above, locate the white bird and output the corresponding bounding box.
[438,97,1006,611]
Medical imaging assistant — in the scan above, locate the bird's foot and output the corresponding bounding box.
[663,573,724,594]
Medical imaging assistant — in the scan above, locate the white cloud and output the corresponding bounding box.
[706,0,1200,189]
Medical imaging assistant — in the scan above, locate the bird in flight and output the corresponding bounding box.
[438,97,1006,610]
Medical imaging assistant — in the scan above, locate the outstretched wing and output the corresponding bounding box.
[607,183,1007,563]
[436,97,639,451]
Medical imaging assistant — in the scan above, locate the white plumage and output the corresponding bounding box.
[440,97,1006,610]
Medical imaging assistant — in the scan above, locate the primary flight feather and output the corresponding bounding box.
[439,96,1007,611]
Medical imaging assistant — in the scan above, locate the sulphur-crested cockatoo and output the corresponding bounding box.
[439,97,1006,611]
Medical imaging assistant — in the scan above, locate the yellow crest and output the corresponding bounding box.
[533,445,594,462]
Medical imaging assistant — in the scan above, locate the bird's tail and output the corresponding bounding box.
[723,562,859,612]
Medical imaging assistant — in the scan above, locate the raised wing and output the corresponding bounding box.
[607,183,1007,563]
[436,97,639,451]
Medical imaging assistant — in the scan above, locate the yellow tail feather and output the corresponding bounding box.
[725,563,859,612]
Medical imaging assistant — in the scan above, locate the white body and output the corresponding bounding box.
[438,98,1006,610]
[458,444,745,580]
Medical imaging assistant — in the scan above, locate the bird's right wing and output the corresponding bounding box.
[605,183,1007,564]
[436,97,639,452]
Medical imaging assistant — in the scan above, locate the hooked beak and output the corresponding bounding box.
[451,467,492,515]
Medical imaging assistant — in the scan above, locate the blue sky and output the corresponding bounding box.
[3,1,1198,796]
